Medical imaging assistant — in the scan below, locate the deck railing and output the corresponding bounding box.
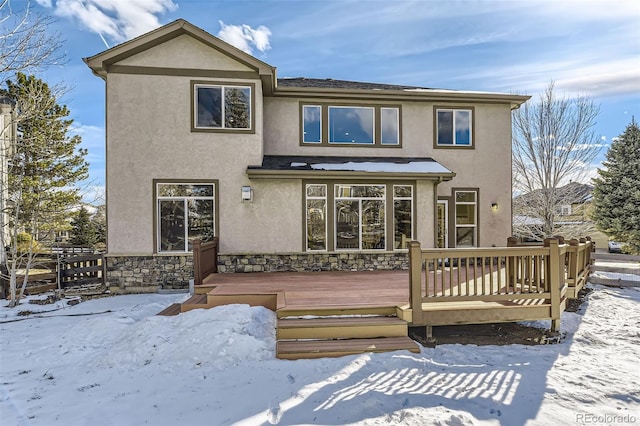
[408,237,592,330]
[193,237,219,285]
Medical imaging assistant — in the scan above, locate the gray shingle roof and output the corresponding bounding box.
[277,77,431,91]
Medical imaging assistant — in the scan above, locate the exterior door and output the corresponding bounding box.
[437,200,448,248]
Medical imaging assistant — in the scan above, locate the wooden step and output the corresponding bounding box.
[276,336,421,360]
[157,303,181,316]
[277,316,407,340]
[277,305,397,319]
[180,294,209,312]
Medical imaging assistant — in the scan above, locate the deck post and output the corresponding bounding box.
[567,239,579,284]
[545,238,562,332]
[408,241,424,325]
[193,239,202,286]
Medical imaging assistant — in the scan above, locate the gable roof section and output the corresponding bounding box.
[247,155,456,180]
[83,18,528,108]
[84,19,277,94]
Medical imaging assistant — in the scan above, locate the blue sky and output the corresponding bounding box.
[20,0,640,203]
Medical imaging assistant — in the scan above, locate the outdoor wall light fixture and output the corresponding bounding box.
[241,186,253,202]
[491,202,499,212]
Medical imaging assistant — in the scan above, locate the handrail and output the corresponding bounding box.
[193,237,219,285]
[408,236,592,329]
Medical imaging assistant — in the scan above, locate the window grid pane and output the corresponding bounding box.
[303,105,322,143]
[306,184,327,251]
[328,106,374,144]
[381,107,399,145]
[224,87,251,129]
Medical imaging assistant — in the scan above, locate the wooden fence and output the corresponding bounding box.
[408,237,593,336]
[2,252,105,297]
[58,253,105,288]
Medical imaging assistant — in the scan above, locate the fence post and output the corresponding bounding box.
[545,238,561,332]
[408,241,423,325]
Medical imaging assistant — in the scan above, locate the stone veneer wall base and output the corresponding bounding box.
[105,252,409,294]
[217,252,409,273]
[105,255,193,294]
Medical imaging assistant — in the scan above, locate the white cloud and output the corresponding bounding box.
[217,21,271,56]
[39,0,177,47]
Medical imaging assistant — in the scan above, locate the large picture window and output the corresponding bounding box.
[301,104,400,146]
[455,190,477,247]
[156,182,216,253]
[436,108,473,147]
[304,182,414,252]
[194,83,251,130]
[335,185,386,250]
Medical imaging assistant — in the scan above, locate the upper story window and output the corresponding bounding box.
[301,104,400,146]
[435,108,473,148]
[193,82,253,132]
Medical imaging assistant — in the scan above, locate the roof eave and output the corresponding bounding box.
[247,169,456,181]
[272,85,530,108]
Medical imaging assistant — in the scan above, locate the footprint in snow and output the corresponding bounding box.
[267,400,282,424]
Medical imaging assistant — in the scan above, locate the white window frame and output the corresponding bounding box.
[454,190,477,247]
[393,185,413,249]
[302,105,322,143]
[334,184,386,251]
[194,83,252,130]
[156,182,216,253]
[305,184,328,251]
[436,108,473,147]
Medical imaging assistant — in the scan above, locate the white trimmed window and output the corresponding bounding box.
[393,185,413,249]
[306,184,327,251]
[436,108,472,147]
[301,104,400,146]
[156,183,216,253]
[194,84,251,130]
[335,184,386,250]
[454,190,477,247]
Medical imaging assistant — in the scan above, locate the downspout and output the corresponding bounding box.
[433,177,442,248]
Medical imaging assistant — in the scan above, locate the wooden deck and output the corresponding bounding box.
[198,270,411,311]
[163,237,593,359]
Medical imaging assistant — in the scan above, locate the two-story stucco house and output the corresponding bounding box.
[84,19,529,293]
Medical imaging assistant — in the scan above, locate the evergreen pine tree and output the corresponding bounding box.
[591,119,640,253]
[2,73,89,305]
[3,73,89,242]
[70,207,97,246]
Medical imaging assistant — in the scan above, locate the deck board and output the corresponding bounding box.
[204,270,411,309]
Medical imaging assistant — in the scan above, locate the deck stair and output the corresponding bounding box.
[275,306,420,360]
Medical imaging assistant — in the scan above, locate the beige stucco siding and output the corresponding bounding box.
[106,72,267,254]
[117,34,254,72]
[434,103,513,247]
[263,98,513,248]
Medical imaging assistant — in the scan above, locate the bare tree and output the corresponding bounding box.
[512,81,601,240]
[0,0,64,86]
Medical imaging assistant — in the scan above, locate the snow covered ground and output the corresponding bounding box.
[1,285,639,426]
